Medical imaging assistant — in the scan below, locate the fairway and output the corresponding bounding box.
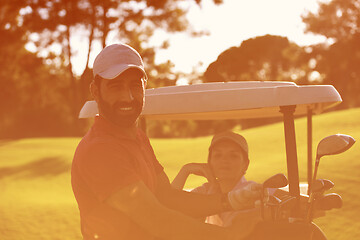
[0,108,359,240]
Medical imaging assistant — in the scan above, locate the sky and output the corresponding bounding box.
[71,0,328,76]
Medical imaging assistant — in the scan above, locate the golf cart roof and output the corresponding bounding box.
[79,81,342,120]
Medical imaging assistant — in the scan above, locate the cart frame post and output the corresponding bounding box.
[307,108,313,194]
[280,105,301,216]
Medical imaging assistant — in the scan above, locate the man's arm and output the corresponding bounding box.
[105,180,232,240]
[156,172,225,217]
[157,172,259,218]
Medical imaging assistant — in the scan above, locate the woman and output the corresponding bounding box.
[172,131,266,227]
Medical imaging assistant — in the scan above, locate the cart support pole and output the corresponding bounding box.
[307,108,313,195]
[280,105,301,216]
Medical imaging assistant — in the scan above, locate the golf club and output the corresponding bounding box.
[307,134,355,223]
[314,193,343,211]
[261,173,288,219]
[307,179,325,222]
[309,134,355,194]
[317,179,334,193]
[266,195,282,220]
[263,173,289,189]
[276,196,297,221]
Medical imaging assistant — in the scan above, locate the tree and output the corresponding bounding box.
[302,0,360,107]
[0,31,74,138]
[203,35,308,83]
[200,35,313,131]
[19,0,223,115]
[1,0,224,138]
[308,36,360,107]
[0,0,73,137]
[302,0,360,42]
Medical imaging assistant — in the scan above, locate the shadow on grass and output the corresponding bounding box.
[0,157,71,179]
[0,140,12,148]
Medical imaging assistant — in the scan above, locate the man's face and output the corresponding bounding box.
[209,140,248,181]
[95,68,145,127]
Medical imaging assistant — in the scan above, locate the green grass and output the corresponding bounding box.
[0,108,359,239]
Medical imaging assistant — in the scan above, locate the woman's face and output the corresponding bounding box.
[209,139,248,181]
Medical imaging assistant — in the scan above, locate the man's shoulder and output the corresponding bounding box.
[78,132,113,148]
[74,133,126,161]
[136,127,151,142]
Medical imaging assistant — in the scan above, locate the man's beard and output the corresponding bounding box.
[98,94,143,128]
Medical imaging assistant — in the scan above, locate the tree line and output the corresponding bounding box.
[1,0,359,138]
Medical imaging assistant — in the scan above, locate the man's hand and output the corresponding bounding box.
[227,182,263,210]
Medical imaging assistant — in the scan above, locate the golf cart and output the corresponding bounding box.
[79,81,355,239]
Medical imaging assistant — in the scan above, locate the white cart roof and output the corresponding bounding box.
[79,81,342,120]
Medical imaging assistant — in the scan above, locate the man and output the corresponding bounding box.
[71,43,263,240]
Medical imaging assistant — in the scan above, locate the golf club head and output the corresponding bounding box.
[319,179,335,191]
[311,179,325,193]
[280,196,297,209]
[263,173,288,189]
[277,196,297,220]
[314,193,343,210]
[316,134,356,159]
[267,195,281,205]
[266,196,281,221]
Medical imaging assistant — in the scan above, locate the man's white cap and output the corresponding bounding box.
[93,43,147,80]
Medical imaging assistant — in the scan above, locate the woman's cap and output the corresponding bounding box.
[209,131,248,157]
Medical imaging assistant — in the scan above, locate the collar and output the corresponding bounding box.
[231,176,247,191]
[93,115,141,141]
[208,176,247,194]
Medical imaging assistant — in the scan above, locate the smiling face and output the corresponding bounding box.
[209,139,249,181]
[91,68,145,127]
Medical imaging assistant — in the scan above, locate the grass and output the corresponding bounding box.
[0,108,359,239]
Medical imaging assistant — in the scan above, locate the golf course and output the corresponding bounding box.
[0,107,359,240]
